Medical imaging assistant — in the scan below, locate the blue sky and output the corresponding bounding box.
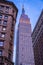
[8,0,43,63]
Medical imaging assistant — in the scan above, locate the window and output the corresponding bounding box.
[1,33,5,38]
[0,33,1,37]
[5,6,9,13]
[0,20,1,24]
[9,43,12,50]
[0,41,4,46]
[6,6,9,10]
[2,26,6,31]
[0,50,2,56]
[0,6,2,10]
[5,11,9,14]
[4,15,8,19]
[0,15,2,19]
[0,5,4,10]
[3,21,7,25]
[8,53,11,60]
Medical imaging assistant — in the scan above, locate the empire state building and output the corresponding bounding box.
[16,7,35,65]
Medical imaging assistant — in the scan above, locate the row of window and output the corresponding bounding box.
[0,34,13,46]
[0,41,12,60]
[0,5,9,13]
[0,26,6,32]
[0,40,13,47]
[0,15,8,19]
[0,50,12,61]
[2,26,6,31]
[0,5,9,10]
[0,20,7,25]
[0,50,11,60]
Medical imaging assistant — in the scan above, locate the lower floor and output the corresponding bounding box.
[0,56,14,65]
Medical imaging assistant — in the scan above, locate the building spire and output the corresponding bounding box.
[22,5,25,14]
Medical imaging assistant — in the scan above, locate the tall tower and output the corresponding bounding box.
[16,7,35,65]
[0,0,18,65]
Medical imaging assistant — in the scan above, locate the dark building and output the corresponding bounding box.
[0,0,18,65]
[32,10,43,65]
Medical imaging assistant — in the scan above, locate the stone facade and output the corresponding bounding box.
[0,0,18,65]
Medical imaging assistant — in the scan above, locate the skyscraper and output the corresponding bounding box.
[16,7,35,65]
[32,10,43,65]
[0,0,18,65]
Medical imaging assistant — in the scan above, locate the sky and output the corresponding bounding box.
[8,0,43,63]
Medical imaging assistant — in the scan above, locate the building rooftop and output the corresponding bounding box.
[20,6,30,21]
[0,0,18,12]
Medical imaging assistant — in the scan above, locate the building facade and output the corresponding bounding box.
[0,0,18,65]
[16,7,35,65]
[32,10,43,65]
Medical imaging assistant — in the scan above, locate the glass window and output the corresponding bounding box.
[5,6,9,13]
[1,33,5,38]
[0,50,2,56]
[0,6,2,10]
[5,6,9,12]
[0,5,4,10]
[6,6,9,10]
[3,21,7,25]
[4,15,8,19]
[8,53,11,60]
[0,41,4,46]
[0,15,2,19]
[2,26,6,31]
[0,20,1,24]
[0,33,1,37]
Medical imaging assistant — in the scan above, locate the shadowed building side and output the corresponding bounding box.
[32,10,43,65]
